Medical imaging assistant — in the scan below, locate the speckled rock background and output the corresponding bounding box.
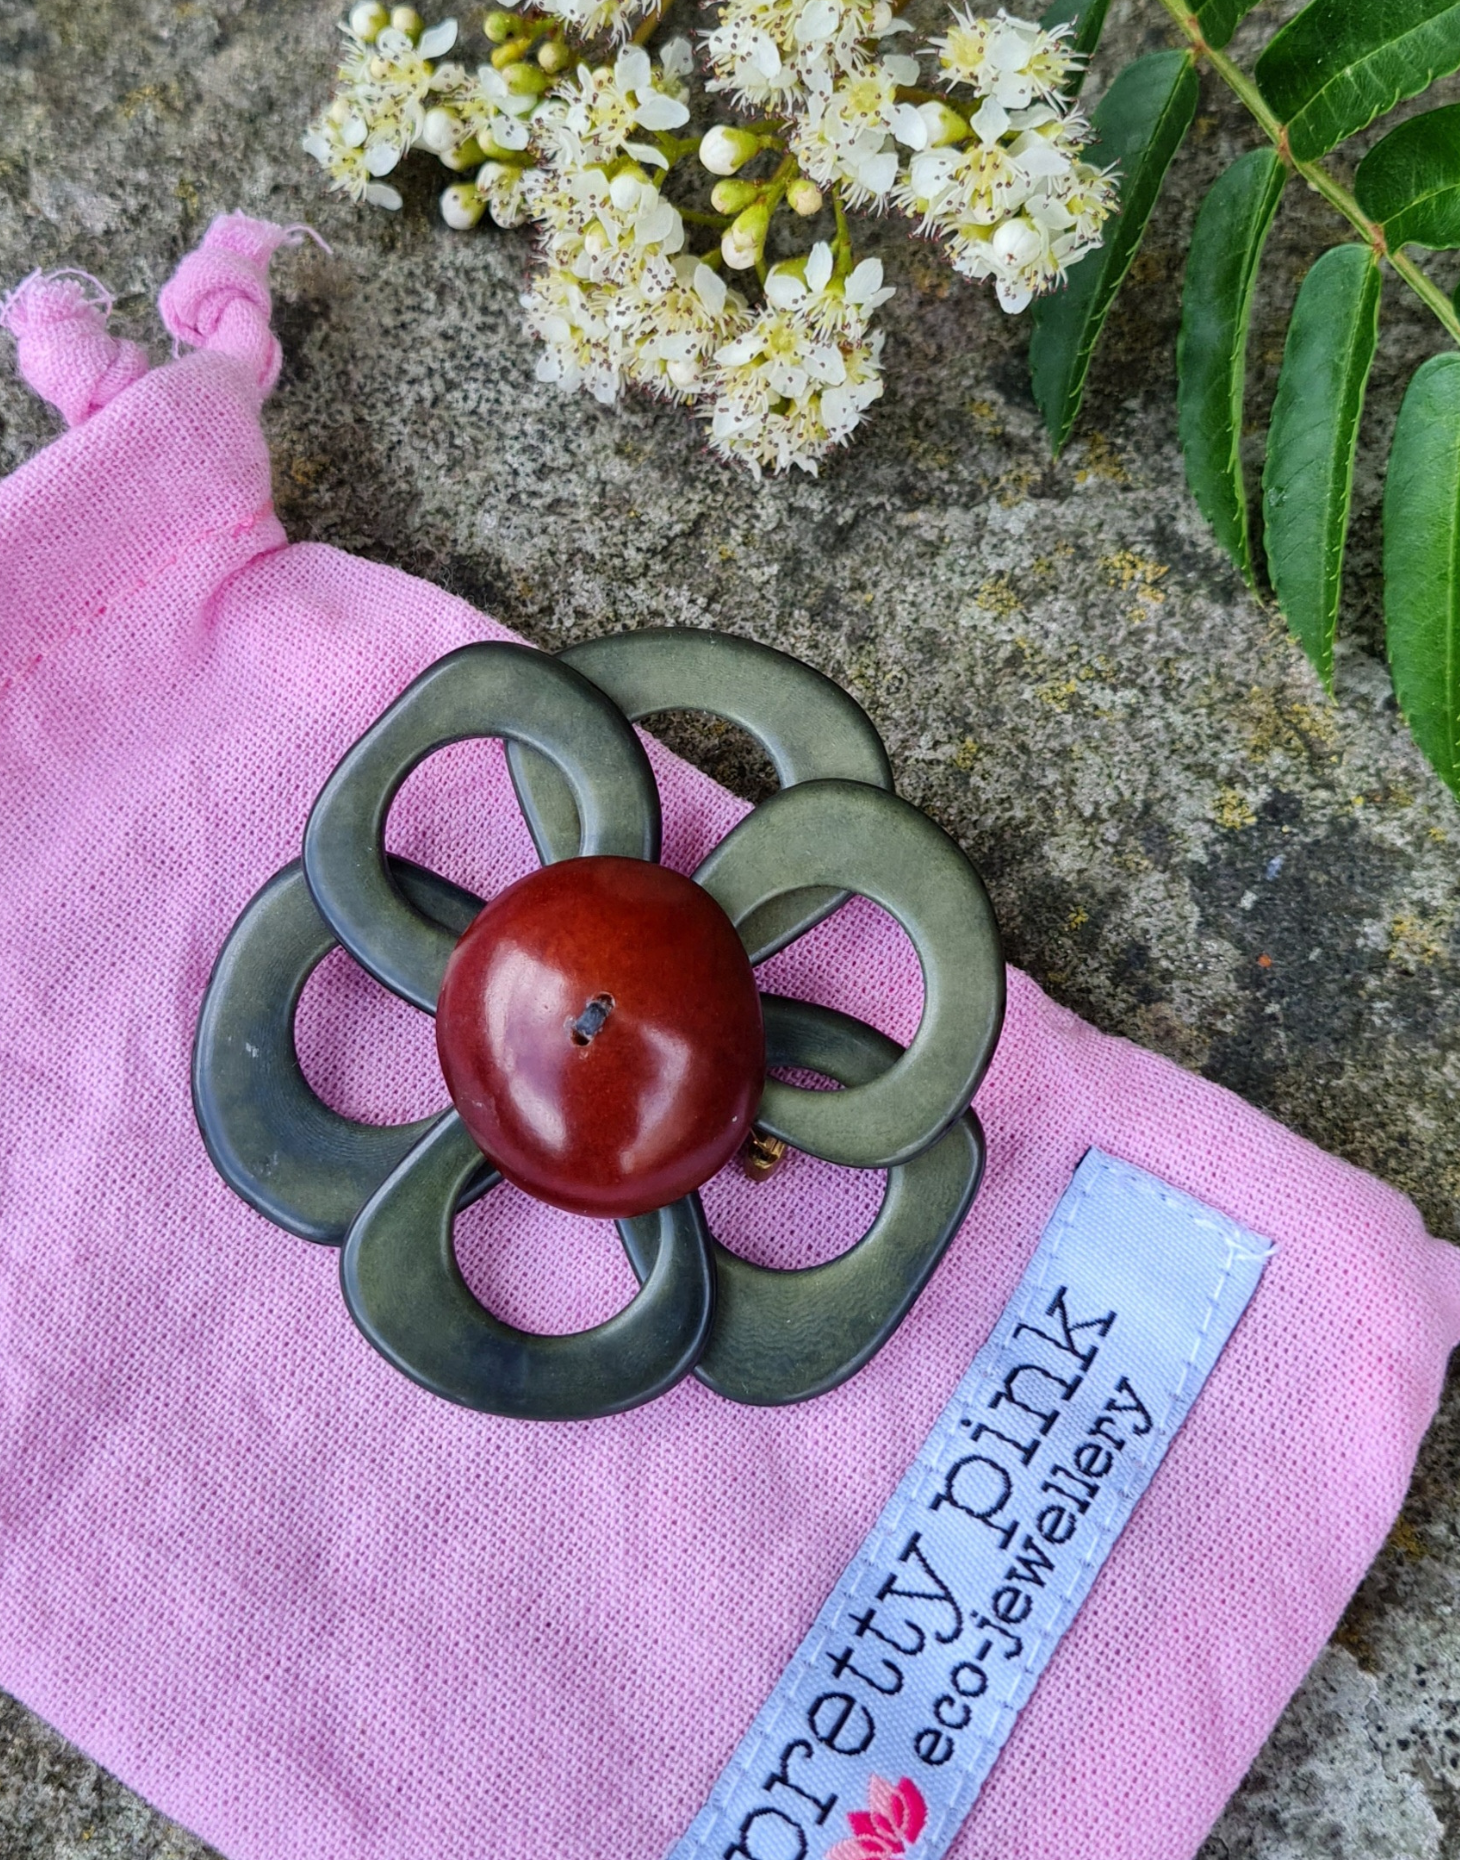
[4,0,1460,1852]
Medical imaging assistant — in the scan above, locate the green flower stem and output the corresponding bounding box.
[632,0,673,46]
[755,151,799,216]
[680,207,734,226]
[832,189,853,269]
[653,131,701,165]
[753,154,799,283]
[1154,0,1460,344]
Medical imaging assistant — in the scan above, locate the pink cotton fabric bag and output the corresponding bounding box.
[2,214,1458,1860]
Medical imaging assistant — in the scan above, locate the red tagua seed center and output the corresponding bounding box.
[435,856,766,1219]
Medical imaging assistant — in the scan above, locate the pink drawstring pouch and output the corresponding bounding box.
[3,214,1458,1860]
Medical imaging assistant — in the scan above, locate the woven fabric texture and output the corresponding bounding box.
[2,214,1458,1860]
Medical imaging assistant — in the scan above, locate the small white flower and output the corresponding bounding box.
[523,266,622,403]
[763,242,894,332]
[704,246,887,476]
[931,8,1078,107]
[624,253,751,400]
[303,107,411,204]
[889,46,1114,317]
[537,46,691,166]
[460,71,535,152]
[703,19,790,108]
[530,153,687,296]
[476,158,536,227]
[789,60,908,205]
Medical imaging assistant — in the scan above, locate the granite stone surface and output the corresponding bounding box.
[4,0,1460,1852]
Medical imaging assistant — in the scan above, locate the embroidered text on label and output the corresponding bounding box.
[666,1149,1272,1860]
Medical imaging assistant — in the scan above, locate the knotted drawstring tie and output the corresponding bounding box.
[0,269,149,428]
[157,214,326,397]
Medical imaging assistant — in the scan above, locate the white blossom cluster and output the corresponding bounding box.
[303,6,465,208]
[898,8,1116,311]
[521,43,745,408]
[304,0,1115,474]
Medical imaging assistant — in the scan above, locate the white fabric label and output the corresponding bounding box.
[667,1148,1272,1860]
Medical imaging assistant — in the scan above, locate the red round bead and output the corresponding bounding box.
[435,856,765,1219]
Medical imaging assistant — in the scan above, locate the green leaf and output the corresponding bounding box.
[1029,51,1199,452]
[1384,353,1460,795]
[1189,0,1263,53]
[1262,244,1381,687]
[1040,0,1111,91]
[1355,101,1460,247]
[1255,0,1460,164]
[1176,146,1287,586]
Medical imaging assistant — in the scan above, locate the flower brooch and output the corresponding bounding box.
[193,629,1004,1420]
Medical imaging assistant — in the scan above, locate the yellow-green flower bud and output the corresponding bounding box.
[476,131,524,159]
[348,1,390,42]
[710,179,760,214]
[721,200,770,271]
[389,5,423,40]
[491,35,535,67]
[699,124,763,178]
[441,182,486,229]
[440,135,486,169]
[503,58,550,94]
[537,36,572,72]
[483,9,519,42]
[918,100,970,147]
[786,178,823,217]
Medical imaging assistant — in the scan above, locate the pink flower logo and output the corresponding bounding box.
[825,1775,928,1859]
